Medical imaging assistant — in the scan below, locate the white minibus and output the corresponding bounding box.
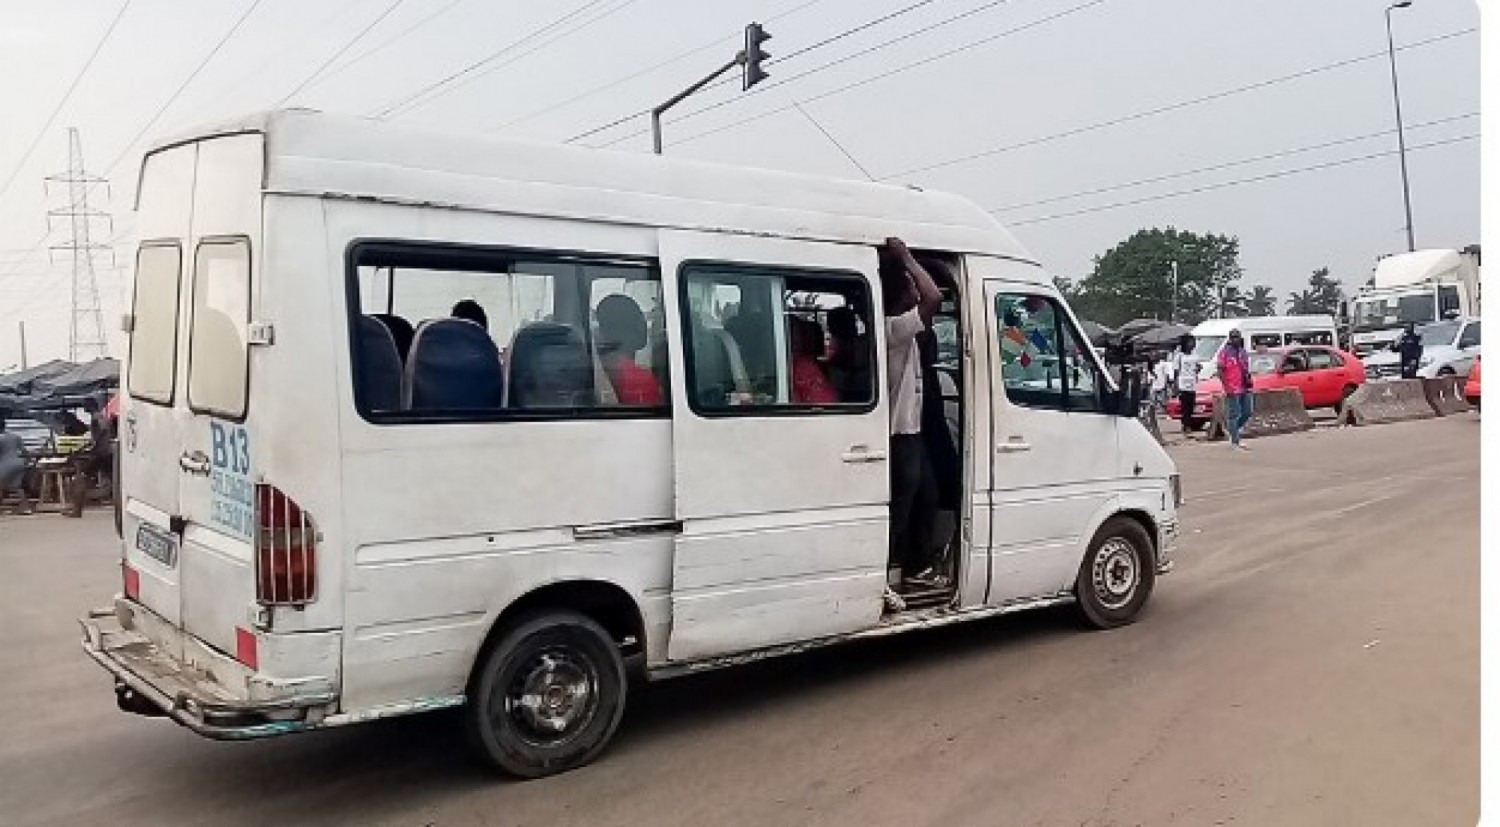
[84,110,1180,778]
[1191,315,1338,378]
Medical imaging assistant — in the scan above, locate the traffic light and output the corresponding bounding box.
[743,22,771,90]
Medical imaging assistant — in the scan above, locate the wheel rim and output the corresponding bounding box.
[499,645,600,747]
[1092,537,1140,611]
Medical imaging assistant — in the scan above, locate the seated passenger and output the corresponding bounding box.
[451,298,489,331]
[826,306,871,402]
[595,295,664,406]
[789,317,838,404]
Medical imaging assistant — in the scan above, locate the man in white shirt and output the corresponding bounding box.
[881,238,943,608]
[1170,334,1202,433]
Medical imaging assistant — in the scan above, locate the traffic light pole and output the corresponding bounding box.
[651,53,744,154]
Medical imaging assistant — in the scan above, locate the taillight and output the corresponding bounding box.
[123,564,140,600]
[254,483,316,606]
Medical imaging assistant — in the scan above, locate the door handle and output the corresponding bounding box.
[996,437,1032,454]
[178,451,211,476]
[841,446,888,464]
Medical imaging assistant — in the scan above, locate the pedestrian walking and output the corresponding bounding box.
[1217,329,1255,452]
[1170,335,1202,433]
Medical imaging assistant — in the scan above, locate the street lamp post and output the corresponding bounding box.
[1169,260,1179,323]
[1385,0,1416,252]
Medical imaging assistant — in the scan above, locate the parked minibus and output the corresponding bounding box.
[1191,315,1338,378]
[84,110,1180,778]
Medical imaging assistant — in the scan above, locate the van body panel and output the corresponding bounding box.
[658,230,889,662]
[976,262,1124,604]
[175,135,264,660]
[120,145,196,629]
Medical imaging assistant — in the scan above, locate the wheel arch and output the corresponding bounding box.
[467,579,647,691]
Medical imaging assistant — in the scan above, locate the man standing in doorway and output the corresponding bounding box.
[880,237,942,611]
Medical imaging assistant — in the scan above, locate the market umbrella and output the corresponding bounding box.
[1077,319,1114,346]
[1130,322,1192,348]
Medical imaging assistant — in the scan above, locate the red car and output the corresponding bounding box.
[1465,356,1480,409]
[1166,346,1366,419]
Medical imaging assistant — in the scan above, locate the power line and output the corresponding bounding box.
[273,0,407,108]
[104,0,268,177]
[612,0,1105,149]
[1005,133,1478,227]
[491,0,832,133]
[199,0,367,104]
[301,0,470,92]
[371,0,613,119]
[886,26,1477,179]
[795,102,873,179]
[575,0,1024,145]
[0,0,133,203]
[991,111,1479,213]
[388,0,645,120]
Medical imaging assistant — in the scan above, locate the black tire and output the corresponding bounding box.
[464,611,627,778]
[1075,517,1156,629]
[1438,367,1456,377]
[1334,384,1358,415]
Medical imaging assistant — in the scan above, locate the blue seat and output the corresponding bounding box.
[372,313,415,362]
[505,323,594,409]
[356,316,404,412]
[403,319,504,411]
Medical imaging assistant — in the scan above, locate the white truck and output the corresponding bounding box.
[1347,246,1481,357]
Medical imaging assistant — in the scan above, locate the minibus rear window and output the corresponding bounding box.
[346,241,667,421]
[127,243,183,405]
[187,239,251,419]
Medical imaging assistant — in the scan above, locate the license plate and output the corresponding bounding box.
[135,523,177,566]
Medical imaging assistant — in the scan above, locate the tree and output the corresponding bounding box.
[1072,227,1244,326]
[1245,285,1277,316]
[1285,267,1344,315]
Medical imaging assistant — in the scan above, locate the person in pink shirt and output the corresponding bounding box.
[1216,328,1254,452]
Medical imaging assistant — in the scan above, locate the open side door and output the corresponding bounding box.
[658,229,889,662]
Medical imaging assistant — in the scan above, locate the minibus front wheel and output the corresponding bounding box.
[1075,517,1156,629]
[465,610,627,778]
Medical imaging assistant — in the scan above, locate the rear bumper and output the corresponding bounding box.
[80,605,336,740]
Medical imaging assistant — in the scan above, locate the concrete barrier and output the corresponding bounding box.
[1422,375,1471,416]
[1205,388,1315,441]
[1339,379,1436,426]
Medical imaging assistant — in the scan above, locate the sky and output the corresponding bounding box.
[0,0,1483,369]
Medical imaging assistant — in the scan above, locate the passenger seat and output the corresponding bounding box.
[403,318,505,411]
[356,315,404,411]
[373,313,415,362]
[505,323,594,409]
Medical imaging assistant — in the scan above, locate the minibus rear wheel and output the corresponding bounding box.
[465,610,627,778]
[1075,517,1155,629]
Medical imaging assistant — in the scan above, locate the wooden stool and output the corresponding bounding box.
[38,467,73,507]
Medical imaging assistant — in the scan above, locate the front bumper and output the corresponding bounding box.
[80,605,335,740]
[1157,516,1179,575]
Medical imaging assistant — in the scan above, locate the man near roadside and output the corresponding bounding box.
[1217,329,1255,452]
[1395,322,1423,380]
[1170,334,1202,433]
[880,237,942,611]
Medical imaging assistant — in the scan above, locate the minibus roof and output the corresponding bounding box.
[1191,315,1336,336]
[142,109,1039,268]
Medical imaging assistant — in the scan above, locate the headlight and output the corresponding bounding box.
[1169,473,1183,508]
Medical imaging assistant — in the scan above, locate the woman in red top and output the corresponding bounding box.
[1216,328,1254,451]
[595,295,664,406]
[790,317,838,404]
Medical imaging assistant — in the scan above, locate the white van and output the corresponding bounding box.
[84,110,1180,778]
[1190,315,1338,378]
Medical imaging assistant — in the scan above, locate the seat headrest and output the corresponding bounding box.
[372,314,415,361]
[506,322,593,409]
[404,319,504,411]
[356,316,403,412]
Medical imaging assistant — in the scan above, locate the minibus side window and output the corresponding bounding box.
[1250,333,1282,350]
[127,242,183,405]
[347,242,667,420]
[187,239,251,419]
[681,264,876,414]
[994,293,1102,413]
[1286,330,1333,347]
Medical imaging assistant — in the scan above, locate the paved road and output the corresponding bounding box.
[0,417,1477,827]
